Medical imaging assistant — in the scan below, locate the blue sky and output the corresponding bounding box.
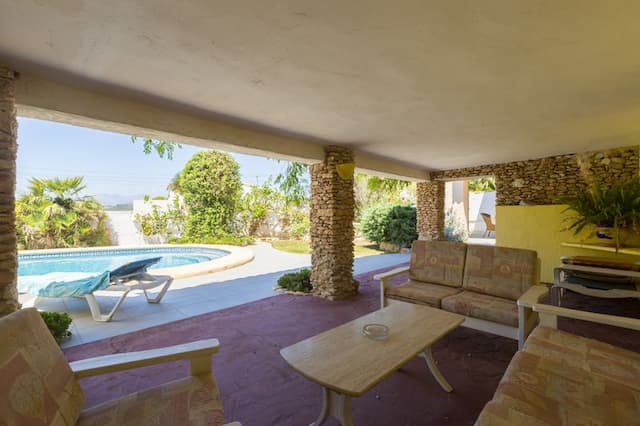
[16,118,288,204]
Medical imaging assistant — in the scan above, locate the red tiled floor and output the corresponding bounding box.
[63,267,640,425]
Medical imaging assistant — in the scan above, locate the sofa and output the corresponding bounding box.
[476,301,640,425]
[375,240,547,348]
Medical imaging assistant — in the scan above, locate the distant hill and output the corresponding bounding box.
[95,193,143,208]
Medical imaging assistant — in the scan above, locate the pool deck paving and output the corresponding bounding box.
[21,242,410,347]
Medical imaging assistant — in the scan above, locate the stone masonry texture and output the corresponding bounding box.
[417,145,639,238]
[0,66,19,317]
[417,181,445,240]
[310,146,358,300]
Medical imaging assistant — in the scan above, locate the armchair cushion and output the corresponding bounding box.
[476,326,640,426]
[409,240,467,288]
[385,280,462,308]
[0,308,84,426]
[523,326,640,391]
[441,291,518,327]
[77,375,224,426]
[463,245,537,300]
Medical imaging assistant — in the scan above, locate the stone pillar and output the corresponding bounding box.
[310,146,358,300]
[0,66,19,317]
[416,180,445,240]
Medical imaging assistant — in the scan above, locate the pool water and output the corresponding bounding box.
[18,247,229,276]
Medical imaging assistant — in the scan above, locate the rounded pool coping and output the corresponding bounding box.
[18,244,255,279]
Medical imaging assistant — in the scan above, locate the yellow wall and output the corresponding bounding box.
[496,205,640,283]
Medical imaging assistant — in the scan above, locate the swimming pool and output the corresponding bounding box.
[18,246,233,277]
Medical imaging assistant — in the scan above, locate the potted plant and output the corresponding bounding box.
[559,177,640,251]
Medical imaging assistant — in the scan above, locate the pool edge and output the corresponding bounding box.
[18,244,255,279]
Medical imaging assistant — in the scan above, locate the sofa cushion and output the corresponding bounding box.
[475,341,640,426]
[523,326,640,392]
[409,240,467,288]
[441,291,518,327]
[77,375,225,426]
[463,245,537,300]
[0,308,84,426]
[386,280,462,308]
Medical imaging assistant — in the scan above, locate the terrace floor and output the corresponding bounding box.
[22,242,410,347]
[61,261,640,425]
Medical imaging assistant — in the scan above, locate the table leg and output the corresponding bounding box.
[420,346,453,392]
[311,387,353,426]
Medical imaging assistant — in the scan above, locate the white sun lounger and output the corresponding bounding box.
[19,257,174,322]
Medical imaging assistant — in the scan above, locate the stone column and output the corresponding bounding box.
[416,181,445,240]
[310,146,358,300]
[0,66,19,317]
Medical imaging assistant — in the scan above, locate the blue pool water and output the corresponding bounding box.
[18,247,229,276]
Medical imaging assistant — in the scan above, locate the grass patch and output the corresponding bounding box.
[271,240,384,257]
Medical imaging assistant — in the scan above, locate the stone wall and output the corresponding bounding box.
[310,146,358,300]
[431,146,639,206]
[416,181,444,239]
[418,145,639,239]
[0,66,19,317]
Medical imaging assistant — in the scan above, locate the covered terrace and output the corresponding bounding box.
[1,2,640,425]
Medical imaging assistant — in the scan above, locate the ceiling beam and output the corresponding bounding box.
[14,72,429,181]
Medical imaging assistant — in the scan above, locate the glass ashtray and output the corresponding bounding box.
[362,323,389,340]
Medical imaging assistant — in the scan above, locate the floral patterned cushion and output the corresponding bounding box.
[409,240,467,288]
[77,375,225,426]
[441,291,518,326]
[385,280,462,308]
[463,245,537,300]
[523,326,640,392]
[0,308,84,426]
[475,326,640,426]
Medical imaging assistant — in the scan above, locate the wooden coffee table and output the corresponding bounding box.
[280,301,464,425]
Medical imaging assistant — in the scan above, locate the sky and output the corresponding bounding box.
[16,118,289,205]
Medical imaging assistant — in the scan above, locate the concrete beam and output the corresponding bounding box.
[14,73,430,180]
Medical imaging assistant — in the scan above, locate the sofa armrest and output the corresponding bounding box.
[375,266,409,309]
[532,303,640,331]
[517,285,549,308]
[70,338,220,378]
[373,266,410,282]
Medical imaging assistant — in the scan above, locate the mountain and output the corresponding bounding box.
[94,193,144,207]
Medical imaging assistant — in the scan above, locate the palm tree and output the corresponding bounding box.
[16,177,110,249]
[0,66,19,316]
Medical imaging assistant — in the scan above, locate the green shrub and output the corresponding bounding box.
[288,209,310,239]
[179,151,243,239]
[444,207,468,242]
[277,268,312,293]
[169,235,254,246]
[385,205,418,246]
[359,204,417,247]
[359,204,393,245]
[39,311,72,344]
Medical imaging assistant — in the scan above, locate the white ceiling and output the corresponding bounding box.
[1,1,640,170]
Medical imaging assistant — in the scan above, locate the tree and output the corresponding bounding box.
[468,177,496,192]
[274,162,309,206]
[131,136,182,160]
[240,183,282,236]
[16,177,111,249]
[179,151,242,239]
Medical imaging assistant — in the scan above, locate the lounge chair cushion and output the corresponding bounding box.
[385,280,462,308]
[475,326,640,426]
[409,240,467,288]
[441,291,518,327]
[77,375,225,426]
[0,308,84,426]
[463,245,537,300]
[523,326,640,391]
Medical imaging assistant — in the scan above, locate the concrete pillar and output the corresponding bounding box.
[310,146,358,300]
[416,181,445,240]
[0,66,19,317]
